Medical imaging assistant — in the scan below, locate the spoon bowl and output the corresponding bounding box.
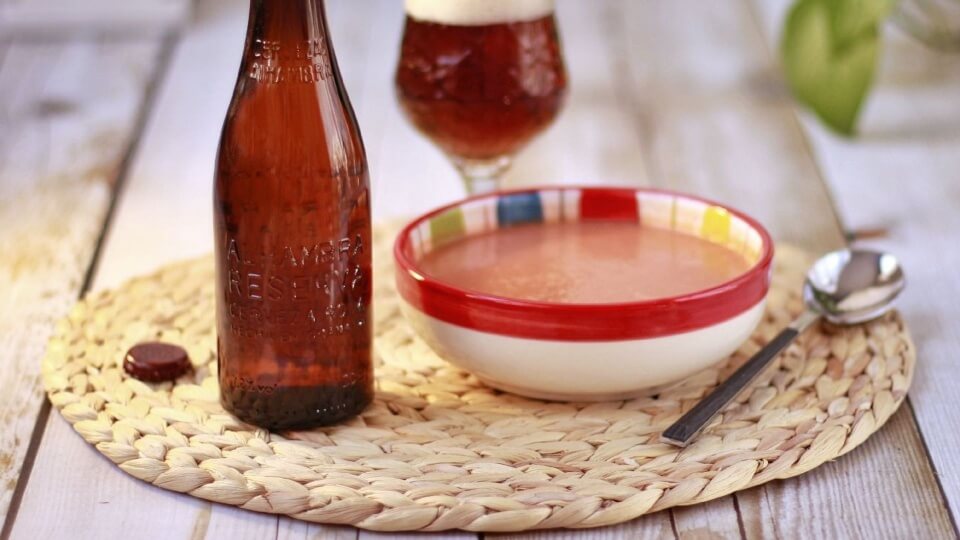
[804,249,906,325]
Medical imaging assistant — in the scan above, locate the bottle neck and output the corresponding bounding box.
[248,0,328,41]
[242,0,336,85]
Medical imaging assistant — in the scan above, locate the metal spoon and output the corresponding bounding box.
[661,249,906,447]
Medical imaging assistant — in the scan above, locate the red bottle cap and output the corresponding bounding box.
[123,342,192,382]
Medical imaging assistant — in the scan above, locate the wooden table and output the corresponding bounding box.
[2,1,959,538]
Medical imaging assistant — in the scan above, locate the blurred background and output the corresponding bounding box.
[0,0,960,280]
[2,1,960,537]
[2,0,958,286]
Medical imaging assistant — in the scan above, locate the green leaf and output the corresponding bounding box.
[781,0,894,135]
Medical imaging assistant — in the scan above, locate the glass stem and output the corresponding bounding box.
[452,156,512,194]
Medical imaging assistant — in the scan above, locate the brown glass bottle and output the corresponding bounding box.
[214,0,372,430]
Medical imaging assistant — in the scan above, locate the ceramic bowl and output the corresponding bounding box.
[394,186,774,401]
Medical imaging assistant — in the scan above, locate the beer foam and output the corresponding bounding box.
[405,0,555,26]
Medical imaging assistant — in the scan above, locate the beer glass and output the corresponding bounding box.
[395,0,568,193]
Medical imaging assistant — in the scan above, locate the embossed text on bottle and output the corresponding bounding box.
[248,38,333,84]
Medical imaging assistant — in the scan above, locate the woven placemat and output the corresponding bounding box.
[42,226,915,532]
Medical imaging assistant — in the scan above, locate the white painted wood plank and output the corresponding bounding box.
[299,3,640,536]
[469,1,787,537]
[297,0,651,535]
[613,0,953,538]
[498,516,675,540]
[613,0,845,252]
[359,534,474,540]
[0,37,160,531]
[280,1,485,537]
[277,517,356,540]
[82,0,243,292]
[8,0,242,536]
[203,504,279,540]
[7,0,480,538]
[0,0,191,36]
[600,1,832,537]
[478,3,672,537]
[608,4,960,538]
[7,0,668,537]
[751,0,960,531]
[737,409,954,539]
[277,1,476,538]
[671,500,742,540]
[490,1,705,537]
[16,0,952,538]
[12,414,203,539]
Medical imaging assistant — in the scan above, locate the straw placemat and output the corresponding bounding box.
[42,227,915,532]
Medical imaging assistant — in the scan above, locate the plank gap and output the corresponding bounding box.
[731,495,747,540]
[668,510,680,540]
[76,30,181,294]
[734,2,955,537]
[0,30,180,536]
[905,397,960,537]
[0,401,48,540]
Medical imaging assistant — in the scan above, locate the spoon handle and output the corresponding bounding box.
[661,310,821,447]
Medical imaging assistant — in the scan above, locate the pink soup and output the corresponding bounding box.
[419,221,752,304]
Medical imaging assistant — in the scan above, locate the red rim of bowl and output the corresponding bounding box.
[394,186,774,341]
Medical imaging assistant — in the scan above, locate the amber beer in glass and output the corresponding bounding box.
[214,0,373,430]
[395,0,568,193]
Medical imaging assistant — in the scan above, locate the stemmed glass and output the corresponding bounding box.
[395,0,568,193]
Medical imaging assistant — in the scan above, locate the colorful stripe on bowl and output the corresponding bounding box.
[497,192,544,227]
[414,188,764,265]
[579,188,640,221]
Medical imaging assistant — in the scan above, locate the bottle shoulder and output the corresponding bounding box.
[217,89,366,170]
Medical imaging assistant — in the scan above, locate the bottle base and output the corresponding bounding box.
[221,380,373,431]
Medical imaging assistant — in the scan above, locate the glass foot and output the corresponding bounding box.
[452,155,512,194]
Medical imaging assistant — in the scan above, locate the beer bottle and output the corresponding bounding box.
[214,0,373,430]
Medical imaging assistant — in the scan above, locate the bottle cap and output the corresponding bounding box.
[123,342,192,382]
